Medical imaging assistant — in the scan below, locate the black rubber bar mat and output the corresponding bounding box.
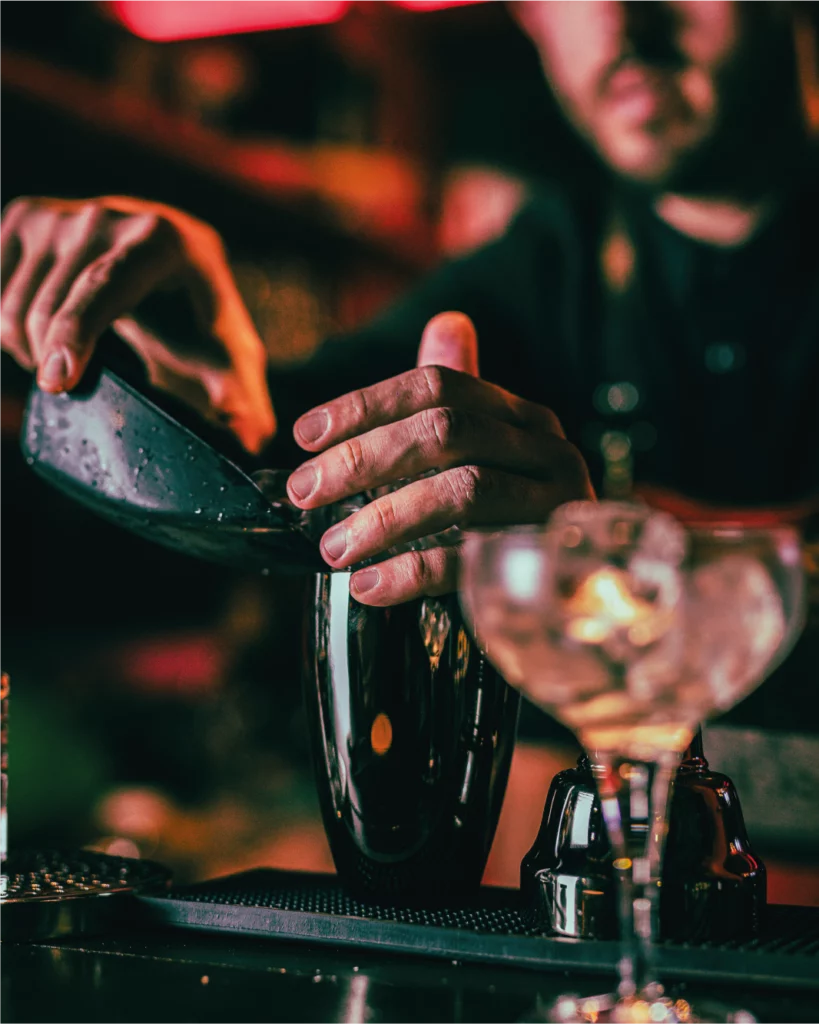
[136,869,819,989]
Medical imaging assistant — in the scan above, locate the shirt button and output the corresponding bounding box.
[704,341,746,374]
[593,380,640,414]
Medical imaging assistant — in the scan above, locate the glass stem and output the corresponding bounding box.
[0,673,7,891]
[594,750,680,1000]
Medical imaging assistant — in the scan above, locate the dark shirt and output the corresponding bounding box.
[269,182,819,506]
[268,182,819,734]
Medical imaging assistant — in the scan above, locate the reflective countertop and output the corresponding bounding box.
[4,926,819,1023]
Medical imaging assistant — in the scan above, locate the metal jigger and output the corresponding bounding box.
[0,672,171,941]
[520,729,767,942]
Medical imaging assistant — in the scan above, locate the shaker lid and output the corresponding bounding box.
[21,361,324,574]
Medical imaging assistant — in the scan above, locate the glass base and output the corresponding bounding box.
[524,989,758,1023]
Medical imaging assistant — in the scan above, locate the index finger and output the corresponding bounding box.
[37,215,184,392]
[294,365,564,451]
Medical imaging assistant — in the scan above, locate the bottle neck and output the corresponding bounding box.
[680,727,708,771]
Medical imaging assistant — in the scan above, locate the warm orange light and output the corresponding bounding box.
[371,713,393,756]
[566,569,655,644]
[104,1,351,41]
[629,1001,652,1024]
[674,999,692,1023]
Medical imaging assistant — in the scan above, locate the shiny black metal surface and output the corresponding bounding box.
[521,734,767,942]
[21,365,323,573]
[520,756,613,940]
[305,576,520,905]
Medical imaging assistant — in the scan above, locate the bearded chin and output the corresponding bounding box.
[646,129,745,196]
[642,33,806,198]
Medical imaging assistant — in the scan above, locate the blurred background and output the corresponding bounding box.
[2,0,817,901]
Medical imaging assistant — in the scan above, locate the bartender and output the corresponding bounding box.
[1,0,817,618]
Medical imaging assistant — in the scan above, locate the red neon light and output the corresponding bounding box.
[394,1,486,9]
[105,1,351,41]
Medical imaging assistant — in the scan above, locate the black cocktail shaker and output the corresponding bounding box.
[305,574,519,906]
[21,366,521,907]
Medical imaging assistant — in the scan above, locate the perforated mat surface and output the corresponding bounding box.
[136,869,819,989]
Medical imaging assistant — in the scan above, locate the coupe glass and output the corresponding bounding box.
[460,502,805,1024]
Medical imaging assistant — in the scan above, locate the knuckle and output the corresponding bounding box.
[348,387,370,423]
[445,464,484,514]
[47,310,83,347]
[76,200,102,222]
[2,197,31,223]
[418,365,448,405]
[73,201,107,236]
[0,310,22,347]
[83,253,122,290]
[369,496,398,541]
[24,304,50,340]
[403,551,429,592]
[338,436,367,479]
[137,212,163,236]
[421,406,459,454]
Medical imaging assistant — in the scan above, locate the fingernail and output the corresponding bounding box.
[38,350,68,391]
[288,464,318,501]
[352,568,380,594]
[297,410,328,444]
[322,526,348,562]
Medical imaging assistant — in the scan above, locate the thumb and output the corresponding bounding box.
[416,311,479,377]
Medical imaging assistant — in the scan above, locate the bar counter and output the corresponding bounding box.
[5,925,819,1024]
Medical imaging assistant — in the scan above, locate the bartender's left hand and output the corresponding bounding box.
[287,312,594,605]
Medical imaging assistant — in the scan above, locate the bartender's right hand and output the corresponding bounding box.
[0,195,275,453]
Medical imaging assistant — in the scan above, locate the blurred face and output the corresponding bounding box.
[517,1,785,188]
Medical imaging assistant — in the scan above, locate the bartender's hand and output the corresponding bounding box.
[288,312,594,605]
[0,195,275,453]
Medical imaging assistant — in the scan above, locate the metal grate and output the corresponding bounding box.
[137,869,819,988]
[2,849,170,903]
[2,848,172,943]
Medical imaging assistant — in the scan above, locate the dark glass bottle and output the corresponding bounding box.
[520,730,766,941]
